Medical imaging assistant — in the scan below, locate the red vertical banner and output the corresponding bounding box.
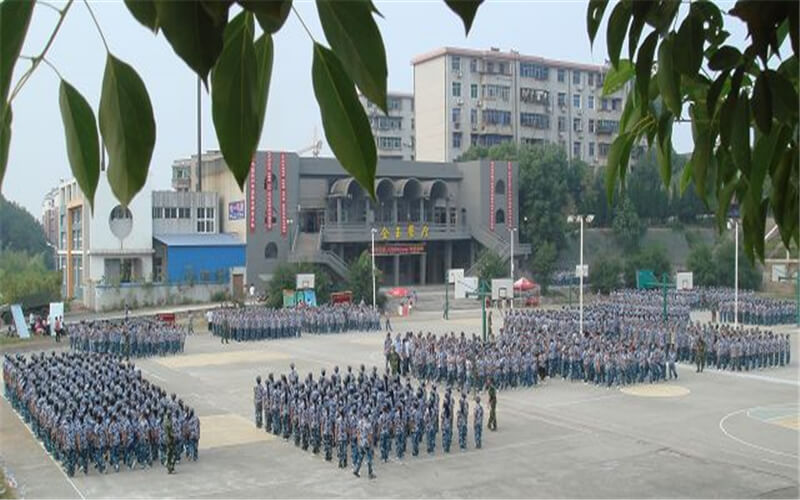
[266,152,273,231]
[489,161,495,231]
[248,157,256,233]
[279,152,287,237]
[506,161,513,226]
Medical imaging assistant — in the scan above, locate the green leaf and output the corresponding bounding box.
[679,157,693,195]
[766,69,798,122]
[628,13,646,61]
[635,31,658,106]
[444,0,484,35]
[708,45,741,71]
[657,36,681,115]
[0,0,34,103]
[706,69,729,116]
[254,34,274,140]
[605,132,633,202]
[201,1,234,25]
[211,11,259,190]
[656,110,673,186]
[317,0,388,113]
[312,43,376,199]
[674,6,703,75]
[751,71,772,134]
[124,0,158,32]
[718,92,737,148]
[99,54,156,207]
[645,0,680,33]
[241,0,291,33]
[689,104,711,198]
[155,0,227,85]
[715,178,738,232]
[0,104,11,189]
[607,1,632,69]
[59,80,100,212]
[730,92,751,175]
[603,59,634,97]
[587,0,609,47]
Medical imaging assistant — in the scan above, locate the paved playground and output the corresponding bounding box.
[1,311,798,498]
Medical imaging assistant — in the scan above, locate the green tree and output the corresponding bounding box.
[265,262,336,308]
[0,194,54,269]
[347,251,383,307]
[589,254,622,294]
[475,249,506,283]
[589,0,798,260]
[0,251,61,307]
[687,243,717,286]
[612,196,644,252]
[530,241,557,292]
[622,244,672,288]
[714,239,762,290]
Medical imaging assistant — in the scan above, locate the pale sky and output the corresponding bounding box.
[3,0,744,216]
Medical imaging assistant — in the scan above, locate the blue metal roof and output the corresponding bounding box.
[154,233,245,247]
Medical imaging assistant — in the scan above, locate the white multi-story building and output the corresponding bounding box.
[359,92,415,161]
[412,47,630,165]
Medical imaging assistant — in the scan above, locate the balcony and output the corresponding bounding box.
[321,222,470,243]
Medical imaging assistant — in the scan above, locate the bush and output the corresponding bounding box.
[589,254,622,294]
[623,245,672,288]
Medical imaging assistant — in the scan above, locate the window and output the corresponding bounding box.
[152,207,163,219]
[520,112,550,129]
[452,81,461,97]
[264,243,278,259]
[588,119,595,133]
[519,63,549,80]
[452,132,462,148]
[470,58,477,72]
[482,109,511,126]
[470,84,478,99]
[451,56,461,72]
[452,107,461,123]
[557,68,565,82]
[612,98,622,111]
[179,207,190,219]
[601,98,609,111]
[588,72,594,86]
[481,84,510,101]
[372,116,402,131]
[486,61,494,73]
[557,92,566,107]
[378,136,402,150]
[596,120,619,134]
[589,142,595,157]
[388,97,402,111]
[494,209,505,225]
[573,94,581,108]
[164,207,177,219]
[498,62,508,75]
[597,72,605,86]
[573,70,581,85]
[520,88,549,104]
[197,206,215,233]
[598,142,611,157]
[573,118,582,132]
[588,95,595,110]
[558,116,566,132]
[495,179,506,195]
[573,141,581,159]
[470,108,478,125]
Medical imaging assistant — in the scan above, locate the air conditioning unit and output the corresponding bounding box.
[457,71,463,78]
[457,98,464,106]
[477,100,484,108]
[454,121,461,130]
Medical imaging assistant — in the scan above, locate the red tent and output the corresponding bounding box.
[388,287,410,298]
[514,277,536,291]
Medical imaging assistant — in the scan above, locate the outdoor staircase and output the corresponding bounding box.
[465,225,532,277]
[288,230,349,279]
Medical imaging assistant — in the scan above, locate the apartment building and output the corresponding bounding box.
[359,92,415,161]
[41,187,59,247]
[412,47,629,164]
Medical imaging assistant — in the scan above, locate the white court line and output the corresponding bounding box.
[719,408,799,460]
[2,397,86,500]
[678,365,800,387]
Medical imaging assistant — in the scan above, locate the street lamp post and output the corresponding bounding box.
[728,218,739,327]
[568,214,594,336]
[370,228,377,310]
[509,227,516,310]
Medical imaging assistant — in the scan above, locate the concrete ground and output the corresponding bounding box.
[1,311,798,499]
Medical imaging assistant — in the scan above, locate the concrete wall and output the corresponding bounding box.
[165,245,245,283]
[414,57,446,162]
[202,156,247,237]
[89,282,229,312]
